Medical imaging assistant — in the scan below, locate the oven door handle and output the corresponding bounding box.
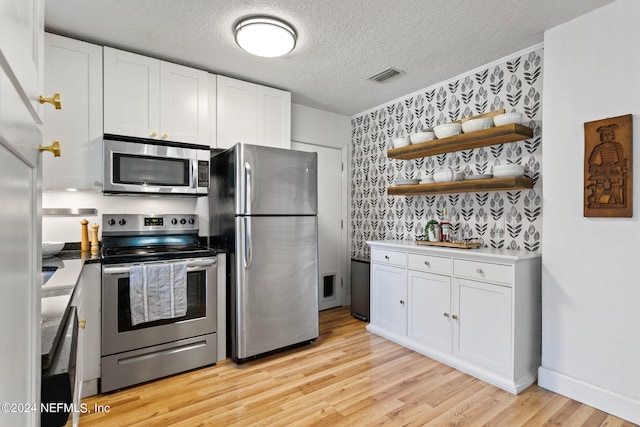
[103,258,217,275]
[186,259,217,270]
[102,266,131,275]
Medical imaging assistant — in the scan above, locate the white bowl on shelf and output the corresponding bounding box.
[433,123,461,139]
[392,136,411,148]
[410,131,435,144]
[42,241,65,258]
[462,118,493,133]
[433,168,463,183]
[492,164,524,178]
[493,112,523,127]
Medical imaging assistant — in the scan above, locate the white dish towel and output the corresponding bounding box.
[129,262,187,326]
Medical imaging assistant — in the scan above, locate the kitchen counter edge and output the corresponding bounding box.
[367,240,541,261]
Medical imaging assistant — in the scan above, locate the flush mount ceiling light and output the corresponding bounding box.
[234,16,296,58]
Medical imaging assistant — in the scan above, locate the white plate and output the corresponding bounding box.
[465,174,493,180]
[395,179,420,186]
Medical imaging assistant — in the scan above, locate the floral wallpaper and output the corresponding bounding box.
[350,48,543,259]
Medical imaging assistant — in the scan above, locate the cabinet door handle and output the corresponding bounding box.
[79,318,87,329]
[443,312,450,318]
[162,133,169,139]
[424,261,430,266]
[39,141,61,157]
[39,93,62,109]
[151,131,158,137]
[399,300,405,305]
[476,268,484,274]
[384,255,389,260]
[451,314,459,320]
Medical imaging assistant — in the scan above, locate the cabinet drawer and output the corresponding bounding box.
[371,249,406,267]
[454,259,513,285]
[407,253,451,275]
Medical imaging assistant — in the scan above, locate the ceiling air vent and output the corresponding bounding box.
[368,67,401,83]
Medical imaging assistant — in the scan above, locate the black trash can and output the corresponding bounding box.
[350,258,370,321]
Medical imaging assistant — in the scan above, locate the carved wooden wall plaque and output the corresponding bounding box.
[584,114,633,217]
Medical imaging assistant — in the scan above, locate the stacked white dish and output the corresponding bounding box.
[493,112,523,126]
[395,178,420,185]
[392,136,410,148]
[410,131,435,144]
[492,164,524,178]
[433,168,463,183]
[461,117,493,133]
[465,174,493,180]
[433,123,462,139]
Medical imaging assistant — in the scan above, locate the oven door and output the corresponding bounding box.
[101,257,216,356]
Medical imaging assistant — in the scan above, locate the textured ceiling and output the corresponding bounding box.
[44,0,615,116]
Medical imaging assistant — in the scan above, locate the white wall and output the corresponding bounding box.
[539,0,640,423]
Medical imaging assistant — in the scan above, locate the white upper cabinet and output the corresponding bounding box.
[103,47,209,145]
[216,75,291,149]
[42,33,103,190]
[0,0,44,123]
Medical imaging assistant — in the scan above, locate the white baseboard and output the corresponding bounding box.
[538,367,640,425]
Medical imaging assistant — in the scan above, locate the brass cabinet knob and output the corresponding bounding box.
[39,93,62,110]
[151,131,158,137]
[79,318,87,330]
[39,141,61,157]
[161,133,169,139]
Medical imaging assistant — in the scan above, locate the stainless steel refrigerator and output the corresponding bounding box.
[209,143,319,362]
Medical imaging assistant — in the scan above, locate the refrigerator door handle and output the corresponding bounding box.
[244,161,252,215]
[243,217,253,269]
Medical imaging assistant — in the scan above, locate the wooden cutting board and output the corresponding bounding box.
[416,240,481,249]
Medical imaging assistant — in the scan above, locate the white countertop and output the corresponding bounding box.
[367,240,541,261]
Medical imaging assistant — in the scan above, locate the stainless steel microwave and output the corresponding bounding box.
[103,135,210,196]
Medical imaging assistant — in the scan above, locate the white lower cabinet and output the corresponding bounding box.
[407,270,451,354]
[71,262,101,401]
[371,262,407,336]
[367,241,541,394]
[452,278,512,376]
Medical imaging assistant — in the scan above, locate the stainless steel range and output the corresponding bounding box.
[100,214,217,393]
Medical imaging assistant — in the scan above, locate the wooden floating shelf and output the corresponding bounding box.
[387,176,533,196]
[388,124,534,160]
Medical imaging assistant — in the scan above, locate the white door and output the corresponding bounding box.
[371,263,407,335]
[160,61,209,144]
[103,47,160,139]
[0,70,42,426]
[453,278,512,375]
[42,33,103,190]
[292,142,343,310]
[408,270,452,353]
[216,76,257,148]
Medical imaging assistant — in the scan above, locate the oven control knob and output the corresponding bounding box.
[119,218,126,226]
[107,218,116,226]
[180,218,187,225]
[171,218,178,225]
[188,218,195,225]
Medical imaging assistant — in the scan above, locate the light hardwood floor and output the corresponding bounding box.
[71,307,636,426]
